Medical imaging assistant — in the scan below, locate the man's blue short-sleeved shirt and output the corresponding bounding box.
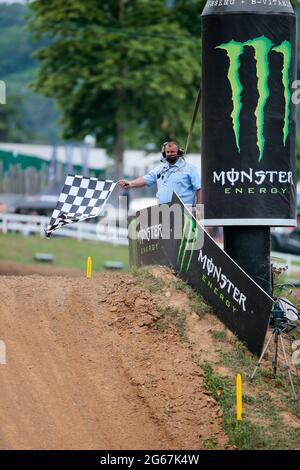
[143,158,201,205]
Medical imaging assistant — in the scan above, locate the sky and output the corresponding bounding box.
[0,1,27,3]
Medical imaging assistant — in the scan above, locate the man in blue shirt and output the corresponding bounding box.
[118,141,201,214]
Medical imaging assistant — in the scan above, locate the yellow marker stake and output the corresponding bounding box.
[86,256,92,278]
[236,373,242,421]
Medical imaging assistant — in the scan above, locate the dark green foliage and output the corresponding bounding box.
[0,95,32,142]
[0,3,60,143]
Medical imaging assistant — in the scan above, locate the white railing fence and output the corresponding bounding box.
[0,213,128,246]
[271,251,300,278]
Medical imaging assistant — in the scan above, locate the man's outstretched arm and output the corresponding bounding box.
[118,177,147,189]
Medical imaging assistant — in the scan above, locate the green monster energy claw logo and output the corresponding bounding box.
[177,215,199,273]
[216,35,291,162]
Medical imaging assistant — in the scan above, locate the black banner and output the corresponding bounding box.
[131,194,273,355]
[201,0,296,226]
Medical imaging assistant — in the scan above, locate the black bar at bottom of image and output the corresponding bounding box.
[0,450,297,466]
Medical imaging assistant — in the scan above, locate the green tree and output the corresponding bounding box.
[29,0,205,176]
[0,95,33,142]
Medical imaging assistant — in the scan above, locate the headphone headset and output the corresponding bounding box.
[161,141,184,159]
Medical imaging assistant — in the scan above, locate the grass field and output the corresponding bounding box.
[0,233,129,272]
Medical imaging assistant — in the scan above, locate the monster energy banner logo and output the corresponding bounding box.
[217,35,291,162]
[177,215,199,273]
[132,194,273,355]
[177,215,247,312]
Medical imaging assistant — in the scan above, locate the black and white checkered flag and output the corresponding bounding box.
[45,175,116,238]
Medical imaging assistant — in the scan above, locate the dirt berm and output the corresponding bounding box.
[0,265,230,449]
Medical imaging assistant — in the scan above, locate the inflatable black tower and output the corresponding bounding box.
[201,0,296,294]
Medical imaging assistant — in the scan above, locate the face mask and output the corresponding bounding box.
[166,155,178,164]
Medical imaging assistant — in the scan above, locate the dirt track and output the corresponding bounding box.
[0,268,228,450]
